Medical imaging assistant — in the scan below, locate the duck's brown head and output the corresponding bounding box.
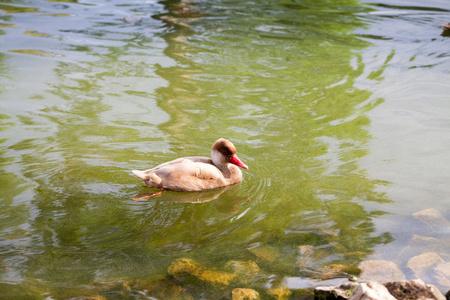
[211,138,248,170]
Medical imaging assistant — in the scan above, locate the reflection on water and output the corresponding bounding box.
[154,0,391,282]
[0,0,449,298]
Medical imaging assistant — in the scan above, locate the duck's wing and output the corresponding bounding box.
[151,156,211,170]
[154,157,225,191]
[154,157,220,179]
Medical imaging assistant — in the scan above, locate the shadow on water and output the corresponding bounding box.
[0,0,398,298]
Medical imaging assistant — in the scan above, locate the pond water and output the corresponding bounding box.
[1,0,450,298]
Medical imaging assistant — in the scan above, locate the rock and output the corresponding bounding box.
[167,258,237,286]
[168,258,199,277]
[399,235,450,264]
[397,234,450,262]
[225,260,260,276]
[411,235,450,256]
[412,209,450,231]
[315,280,448,300]
[298,245,315,268]
[384,279,446,300]
[411,235,445,247]
[314,283,357,300]
[349,282,396,300]
[225,260,260,285]
[407,252,445,279]
[267,286,292,300]
[434,262,450,289]
[122,276,192,299]
[248,245,280,262]
[358,260,406,282]
[232,288,260,300]
[405,252,450,289]
[313,264,357,280]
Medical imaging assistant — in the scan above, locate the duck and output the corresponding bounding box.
[132,138,248,199]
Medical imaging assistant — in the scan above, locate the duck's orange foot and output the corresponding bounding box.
[133,189,164,201]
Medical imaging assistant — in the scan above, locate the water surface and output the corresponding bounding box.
[1,0,450,298]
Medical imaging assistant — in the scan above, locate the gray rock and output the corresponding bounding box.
[349,282,396,300]
[384,279,446,300]
[314,280,448,300]
[314,283,357,300]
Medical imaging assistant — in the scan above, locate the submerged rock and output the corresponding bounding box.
[407,252,445,278]
[406,252,450,289]
[434,262,450,289]
[267,286,292,300]
[168,258,199,277]
[225,260,260,285]
[122,276,192,299]
[410,235,450,255]
[68,296,107,300]
[225,260,260,276]
[412,208,450,231]
[232,288,260,300]
[298,245,316,269]
[358,260,406,282]
[398,235,450,266]
[168,258,237,286]
[313,264,357,280]
[248,245,280,262]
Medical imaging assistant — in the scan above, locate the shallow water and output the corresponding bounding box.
[0,0,450,298]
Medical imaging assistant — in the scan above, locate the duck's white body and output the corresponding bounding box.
[132,138,248,192]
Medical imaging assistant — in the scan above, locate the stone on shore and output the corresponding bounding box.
[384,279,446,300]
[314,279,447,300]
[314,283,357,300]
[349,282,396,300]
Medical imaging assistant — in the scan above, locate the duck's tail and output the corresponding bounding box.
[132,170,149,180]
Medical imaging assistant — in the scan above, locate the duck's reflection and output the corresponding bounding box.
[134,182,250,214]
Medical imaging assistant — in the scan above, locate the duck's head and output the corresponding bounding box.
[211,138,248,170]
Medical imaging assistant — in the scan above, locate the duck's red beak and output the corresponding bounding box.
[230,155,248,170]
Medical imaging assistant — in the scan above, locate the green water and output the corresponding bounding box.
[1,0,450,298]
